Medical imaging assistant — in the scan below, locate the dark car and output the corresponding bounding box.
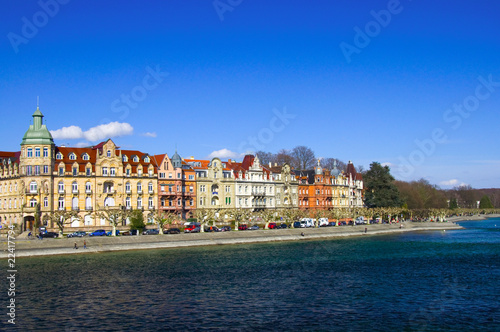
[204,226,219,232]
[89,229,107,236]
[249,225,260,230]
[293,221,302,228]
[238,224,248,231]
[278,223,288,229]
[106,230,120,236]
[165,228,181,234]
[67,231,87,238]
[122,229,139,236]
[220,226,231,232]
[268,222,277,229]
[142,229,159,235]
[40,231,59,238]
[328,221,336,227]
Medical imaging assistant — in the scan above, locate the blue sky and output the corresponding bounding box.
[1,0,499,188]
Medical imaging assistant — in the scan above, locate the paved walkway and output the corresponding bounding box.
[0,222,463,258]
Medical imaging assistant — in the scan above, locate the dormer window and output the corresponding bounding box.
[133,156,139,163]
[122,155,128,162]
[69,153,76,160]
[107,150,111,157]
[144,156,150,163]
[82,154,89,161]
[56,152,63,160]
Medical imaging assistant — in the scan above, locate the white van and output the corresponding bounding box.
[319,218,329,227]
[300,218,315,228]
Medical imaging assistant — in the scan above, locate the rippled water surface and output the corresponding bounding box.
[13,219,500,331]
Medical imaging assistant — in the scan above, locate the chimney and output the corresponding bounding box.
[190,156,194,160]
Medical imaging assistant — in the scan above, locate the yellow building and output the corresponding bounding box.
[0,109,157,233]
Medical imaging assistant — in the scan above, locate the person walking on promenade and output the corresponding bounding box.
[74,242,78,249]
[83,239,87,249]
[365,227,367,233]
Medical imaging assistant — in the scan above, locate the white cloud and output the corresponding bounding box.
[74,142,91,148]
[381,162,394,167]
[50,125,83,140]
[207,148,244,160]
[439,179,468,187]
[142,132,157,138]
[50,122,134,142]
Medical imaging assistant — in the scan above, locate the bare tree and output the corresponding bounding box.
[255,151,274,166]
[98,207,129,236]
[149,210,177,234]
[292,146,315,170]
[273,149,294,166]
[321,158,347,172]
[49,210,80,236]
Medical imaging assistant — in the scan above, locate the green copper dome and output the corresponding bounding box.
[21,108,54,146]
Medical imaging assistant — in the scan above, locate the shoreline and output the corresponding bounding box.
[1,221,466,258]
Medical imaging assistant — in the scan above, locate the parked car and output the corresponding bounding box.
[293,221,302,228]
[278,223,288,229]
[204,226,220,232]
[184,223,201,233]
[238,224,248,231]
[268,222,277,229]
[319,218,329,227]
[89,229,107,236]
[121,229,139,236]
[106,230,120,236]
[40,231,59,238]
[142,229,159,235]
[328,221,336,227]
[67,231,87,238]
[165,228,180,234]
[248,225,260,230]
[189,227,200,233]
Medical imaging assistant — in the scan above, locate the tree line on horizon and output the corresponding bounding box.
[363,162,499,209]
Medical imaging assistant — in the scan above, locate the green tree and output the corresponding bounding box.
[479,195,494,209]
[449,198,458,209]
[129,209,146,234]
[363,162,402,208]
[49,210,80,237]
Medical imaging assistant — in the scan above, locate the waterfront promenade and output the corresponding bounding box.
[1,221,464,258]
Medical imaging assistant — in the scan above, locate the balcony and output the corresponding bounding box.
[58,189,65,194]
[148,206,155,210]
[72,189,79,195]
[252,192,266,197]
[148,190,154,194]
[72,207,80,212]
[103,189,115,194]
[58,206,65,211]
[137,190,143,195]
[212,191,218,195]
[85,206,93,211]
[85,189,92,194]
[25,189,38,195]
[126,189,131,194]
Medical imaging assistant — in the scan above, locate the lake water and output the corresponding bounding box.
[11,218,500,331]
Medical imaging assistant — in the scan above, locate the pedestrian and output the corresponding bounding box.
[301,232,305,237]
[83,239,87,249]
[364,227,367,233]
[74,242,78,249]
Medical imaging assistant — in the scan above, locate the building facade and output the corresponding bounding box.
[0,109,158,233]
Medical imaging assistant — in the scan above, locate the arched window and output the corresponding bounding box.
[85,197,92,210]
[30,181,37,193]
[82,153,89,161]
[149,197,154,209]
[85,182,91,193]
[137,197,142,209]
[56,152,63,159]
[125,182,131,193]
[125,197,131,209]
[148,182,153,193]
[29,198,37,208]
[137,182,142,193]
[107,150,111,157]
[69,153,76,160]
[72,181,78,193]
